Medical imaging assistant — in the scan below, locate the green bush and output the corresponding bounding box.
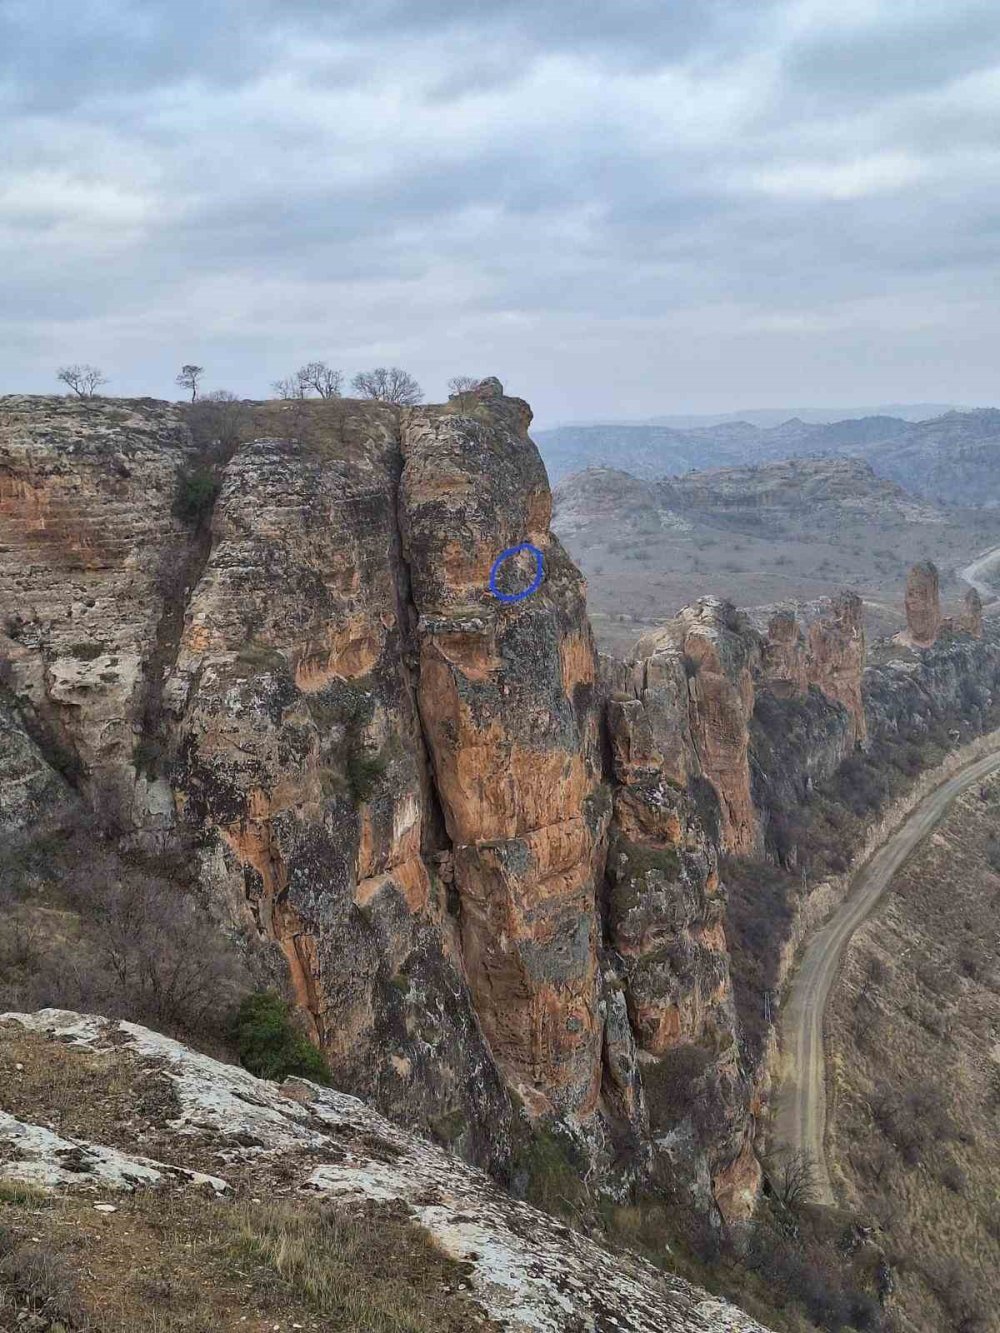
[174,465,220,525]
[69,641,106,661]
[347,748,387,804]
[232,992,331,1085]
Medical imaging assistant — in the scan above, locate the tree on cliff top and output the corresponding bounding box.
[176,364,204,402]
[351,366,423,405]
[273,361,343,400]
[57,364,107,398]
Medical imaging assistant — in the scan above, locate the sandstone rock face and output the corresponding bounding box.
[0,396,195,822]
[164,406,514,1164]
[0,696,74,835]
[760,609,809,699]
[400,387,609,1116]
[803,592,867,744]
[961,587,984,638]
[602,645,760,1221]
[0,390,755,1215]
[905,560,941,646]
[637,599,762,856]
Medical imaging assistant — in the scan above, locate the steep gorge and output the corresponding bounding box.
[2,385,998,1238]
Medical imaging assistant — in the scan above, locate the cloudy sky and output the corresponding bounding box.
[2,0,999,424]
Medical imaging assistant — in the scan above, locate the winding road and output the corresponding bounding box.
[774,746,1000,1203]
[960,543,1000,603]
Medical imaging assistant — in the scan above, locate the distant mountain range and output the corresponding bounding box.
[550,455,1000,653]
[535,408,1000,507]
[644,403,966,428]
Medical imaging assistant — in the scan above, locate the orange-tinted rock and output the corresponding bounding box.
[761,609,808,698]
[603,657,758,1223]
[804,591,867,745]
[165,406,515,1160]
[961,587,984,638]
[905,560,941,647]
[638,599,761,855]
[400,389,609,1116]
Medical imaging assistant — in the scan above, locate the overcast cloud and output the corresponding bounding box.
[2,0,999,423]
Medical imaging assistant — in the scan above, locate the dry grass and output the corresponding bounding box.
[0,1023,495,1331]
[0,1184,495,1332]
[827,774,1000,1332]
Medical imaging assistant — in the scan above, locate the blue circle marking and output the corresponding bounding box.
[489,543,545,603]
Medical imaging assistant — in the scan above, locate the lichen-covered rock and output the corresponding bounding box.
[602,655,759,1222]
[0,694,75,834]
[0,395,196,823]
[400,391,609,1116]
[637,599,762,855]
[1,1010,773,1333]
[803,592,867,745]
[904,560,942,647]
[164,406,515,1165]
[759,608,809,699]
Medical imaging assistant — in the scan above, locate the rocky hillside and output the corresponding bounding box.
[0,1008,768,1332]
[552,459,999,653]
[536,408,1000,509]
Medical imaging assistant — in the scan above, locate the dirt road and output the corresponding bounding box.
[774,747,1000,1203]
[959,543,1000,603]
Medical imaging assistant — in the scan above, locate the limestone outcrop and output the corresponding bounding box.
[905,560,941,646]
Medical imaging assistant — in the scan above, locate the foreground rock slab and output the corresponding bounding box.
[0,1009,770,1333]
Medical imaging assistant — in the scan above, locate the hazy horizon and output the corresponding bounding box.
[5,2,1000,422]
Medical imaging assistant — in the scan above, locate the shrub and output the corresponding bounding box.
[68,641,106,661]
[0,1240,80,1325]
[232,991,331,1085]
[174,464,220,525]
[642,1043,715,1135]
[1,818,253,1056]
[509,1124,589,1220]
[347,747,387,804]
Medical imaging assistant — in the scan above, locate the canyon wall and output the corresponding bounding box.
[2,389,996,1230]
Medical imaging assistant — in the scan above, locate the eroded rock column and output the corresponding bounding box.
[905,560,941,647]
[400,379,609,1116]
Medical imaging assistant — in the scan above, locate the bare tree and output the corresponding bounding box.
[765,1148,820,1210]
[299,361,343,398]
[273,361,343,400]
[176,364,204,402]
[448,375,480,396]
[186,389,249,463]
[351,366,423,405]
[57,364,107,398]
[272,374,308,400]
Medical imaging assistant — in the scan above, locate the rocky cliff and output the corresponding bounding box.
[0,386,750,1221]
[3,387,997,1248]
